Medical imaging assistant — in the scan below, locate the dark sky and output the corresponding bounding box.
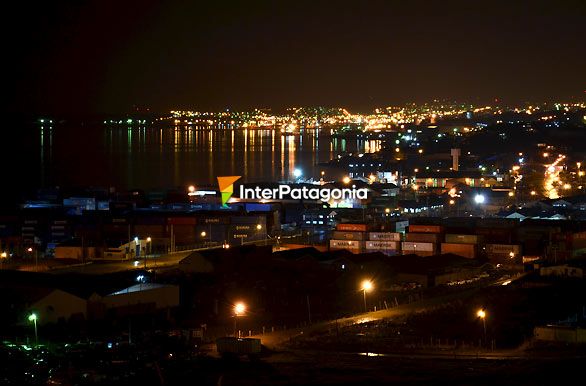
[5,0,586,114]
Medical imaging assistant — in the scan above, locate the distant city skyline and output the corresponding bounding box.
[5,0,585,114]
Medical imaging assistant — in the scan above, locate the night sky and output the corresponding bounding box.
[5,0,586,114]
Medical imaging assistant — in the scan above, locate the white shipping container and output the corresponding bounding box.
[401,241,435,252]
[368,232,401,241]
[366,241,400,250]
[330,240,362,249]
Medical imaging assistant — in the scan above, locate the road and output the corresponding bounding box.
[252,271,526,349]
[48,250,195,274]
[252,286,483,349]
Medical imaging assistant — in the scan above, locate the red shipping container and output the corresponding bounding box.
[167,217,197,225]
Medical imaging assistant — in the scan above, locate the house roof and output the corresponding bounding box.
[108,283,174,296]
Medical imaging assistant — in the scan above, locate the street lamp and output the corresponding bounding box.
[361,280,373,312]
[233,302,246,337]
[343,176,351,184]
[477,309,487,343]
[145,236,152,269]
[28,313,38,345]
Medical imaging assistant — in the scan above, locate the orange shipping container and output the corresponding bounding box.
[408,225,444,234]
[331,231,366,241]
[336,223,368,232]
[441,243,477,259]
[405,233,441,243]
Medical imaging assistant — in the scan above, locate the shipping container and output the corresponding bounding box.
[332,231,366,241]
[167,217,197,225]
[368,232,401,241]
[485,244,521,255]
[228,225,266,243]
[571,232,586,249]
[365,241,400,250]
[195,224,228,242]
[477,218,518,229]
[330,239,363,252]
[405,233,441,243]
[197,216,230,225]
[441,243,477,259]
[336,223,368,232]
[445,234,482,244]
[485,244,522,264]
[401,250,435,257]
[231,216,267,225]
[475,227,514,243]
[134,224,166,238]
[408,224,444,234]
[401,241,436,252]
[134,216,167,225]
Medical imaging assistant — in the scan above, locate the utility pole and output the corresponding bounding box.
[306,295,312,324]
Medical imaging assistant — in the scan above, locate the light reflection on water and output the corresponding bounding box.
[35,125,381,190]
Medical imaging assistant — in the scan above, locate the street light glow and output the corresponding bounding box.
[477,309,486,319]
[201,231,207,237]
[28,313,37,322]
[343,176,351,184]
[474,194,485,204]
[293,168,302,178]
[234,302,246,316]
[361,280,373,292]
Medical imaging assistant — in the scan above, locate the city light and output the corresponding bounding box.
[476,309,487,341]
[361,280,373,312]
[293,168,302,178]
[343,176,351,184]
[28,312,38,345]
[474,194,485,204]
[234,302,246,316]
[200,231,207,237]
[256,224,262,230]
[361,280,373,292]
